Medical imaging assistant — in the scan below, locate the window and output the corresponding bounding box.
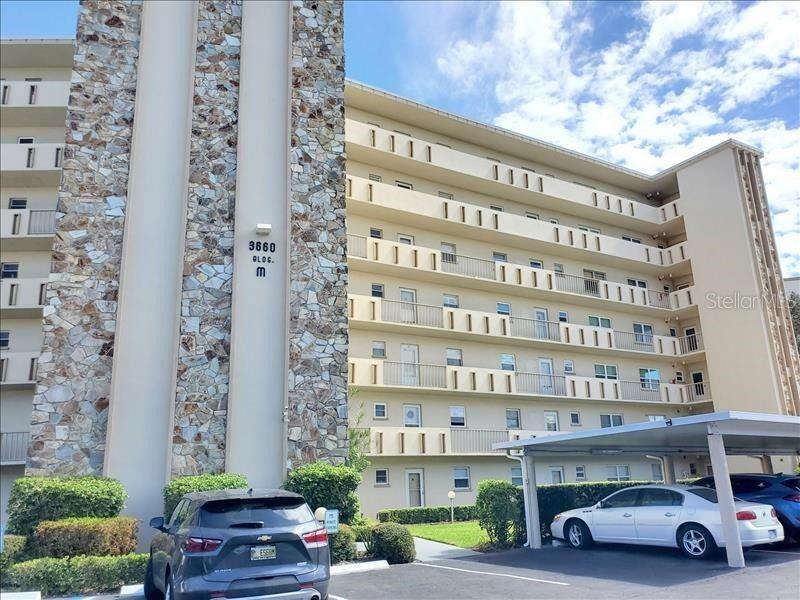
[396,180,413,190]
[569,412,581,426]
[373,403,387,419]
[8,198,27,209]
[578,225,601,234]
[17,136,35,144]
[603,488,639,507]
[575,465,587,480]
[368,173,382,182]
[506,408,521,429]
[511,467,523,486]
[558,311,568,323]
[669,327,678,337]
[639,368,661,390]
[675,370,684,383]
[526,212,539,220]
[553,263,564,274]
[369,227,383,239]
[496,302,511,316]
[633,323,654,343]
[371,341,386,358]
[549,218,559,224]
[588,315,611,328]
[24,77,43,82]
[443,294,459,308]
[449,405,466,427]
[594,364,618,380]
[563,360,575,375]
[544,411,559,431]
[375,469,389,485]
[441,242,457,263]
[651,462,664,481]
[627,278,647,288]
[489,204,504,212]
[371,283,384,298]
[639,488,683,506]
[0,331,9,350]
[492,251,508,263]
[622,235,642,244]
[397,234,414,245]
[606,465,631,482]
[438,191,454,200]
[1,263,20,279]
[600,414,624,428]
[689,463,698,476]
[647,415,666,421]
[446,348,463,367]
[529,259,544,269]
[403,404,421,427]
[453,467,471,490]
[500,353,516,371]
[584,269,606,281]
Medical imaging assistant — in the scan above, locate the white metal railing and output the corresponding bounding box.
[0,431,29,464]
[515,372,568,396]
[648,289,672,309]
[382,362,447,388]
[508,316,561,341]
[440,252,497,280]
[450,428,508,454]
[28,210,57,234]
[381,299,443,328]
[678,332,703,353]
[554,272,601,297]
[613,330,656,352]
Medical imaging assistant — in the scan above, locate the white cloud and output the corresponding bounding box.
[425,0,800,275]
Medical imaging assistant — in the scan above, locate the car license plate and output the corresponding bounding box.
[768,530,777,540]
[250,545,276,561]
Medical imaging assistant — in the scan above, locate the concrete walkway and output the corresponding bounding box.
[413,536,480,561]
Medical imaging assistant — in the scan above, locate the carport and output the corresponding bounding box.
[494,411,800,568]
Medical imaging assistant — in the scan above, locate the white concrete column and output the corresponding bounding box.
[104,0,198,528]
[760,455,775,474]
[226,0,291,487]
[663,456,676,484]
[523,454,542,549]
[707,429,745,568]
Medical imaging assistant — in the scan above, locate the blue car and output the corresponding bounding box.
[695,474,800,542]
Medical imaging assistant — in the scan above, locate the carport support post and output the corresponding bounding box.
[707,428,745,568]
[522,454,542,549]
[662,456,676,484]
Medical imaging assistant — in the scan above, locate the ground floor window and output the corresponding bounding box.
[453,467,471,490]
[606,464,631,481]
[575,465,586,480]
[375,469,389,486]
[651,461,664,481]
[511,466,523,486]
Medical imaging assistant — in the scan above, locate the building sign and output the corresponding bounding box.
[249,239,277,278]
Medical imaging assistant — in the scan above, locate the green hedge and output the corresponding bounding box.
[33,517,137,558]
[163,473,248,519]
[6,554,148,596]
[329,524,357,564]
[371,523,415,564]
[284,463,362,524]
[6,476,127,536]
[377,504,478,524]
[0,535,28,584]
[476,480,524,548]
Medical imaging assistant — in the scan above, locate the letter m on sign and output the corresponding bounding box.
[256,266,266,278]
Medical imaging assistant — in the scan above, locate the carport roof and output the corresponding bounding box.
[493,411,800,456]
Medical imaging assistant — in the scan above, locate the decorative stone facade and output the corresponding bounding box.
[171,1,242,476]
[27,0,142,475]
[286,0,349,466]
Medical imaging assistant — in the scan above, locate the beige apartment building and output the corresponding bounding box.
[1,3,798,527]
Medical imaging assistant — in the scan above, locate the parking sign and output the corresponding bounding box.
[324,509,339,534]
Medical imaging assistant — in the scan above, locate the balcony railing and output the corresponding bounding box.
[678,332,703,354]
[28,210,57,234]
[382,362,447,388]
[554,272,601,297]
[0,431,29,464]
[450,428,509,454]
[618,380,663,403]
[684,381,710,403]
[648,289,671,309]
[440,253,497,280]
[613,330,656,352]
[381,299,443,328]
[348,233,367,258]
[515,372,568,396]
[508,316,561,341]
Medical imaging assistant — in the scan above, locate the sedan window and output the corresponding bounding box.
[688,488,718,503]
[602,488,639,508]
[638,488,683,507]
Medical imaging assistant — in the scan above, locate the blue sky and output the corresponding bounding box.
[3,0,798,275]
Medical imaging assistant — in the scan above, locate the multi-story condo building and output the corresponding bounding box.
[0,1,797,527]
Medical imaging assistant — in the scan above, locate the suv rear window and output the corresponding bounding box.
[782,478,800,492]
[200,498,314,529]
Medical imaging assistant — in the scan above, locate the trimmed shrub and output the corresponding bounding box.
[163,473,248,519]
[377,504,478,524]
[0,534,28,582]
[7,554,148,596]
[371,523,415,564]
[351,523,375,556]
[6,476,126,536]
[33,517,137,558]
[284,463,362,524]
[475,480,524,548]
[329,524,357,564]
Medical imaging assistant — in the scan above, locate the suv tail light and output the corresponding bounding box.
[784,494,800,503]
[183,537,222,553]
[736,510,757,521]
[302,528,328,548]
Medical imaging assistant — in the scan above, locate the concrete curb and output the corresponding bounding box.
[330,559,390,575]
[120,584,144,596]
[1,594,41,600]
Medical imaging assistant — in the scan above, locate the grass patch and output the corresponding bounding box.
[405,520,489,549]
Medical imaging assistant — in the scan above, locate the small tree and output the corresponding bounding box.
[475,479,524,548]
[347,390,371,473]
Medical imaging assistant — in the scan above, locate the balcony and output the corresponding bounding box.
[346,119,684,235]
[0,431,29,466]
[349,358,712,405]
[1,143,64,185]
[0,351,40,389]
[0,209,57,250]
[347,176,690,275]
[0,278,48,317]
[0,80,70,126]
[347,234,698,316]
[350,295,704,359]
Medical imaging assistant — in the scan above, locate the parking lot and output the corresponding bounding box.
[329,544,800,600]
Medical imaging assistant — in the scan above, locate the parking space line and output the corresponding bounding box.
[749,549,800,556]
[330,595,350,600]
[412,562,570,586]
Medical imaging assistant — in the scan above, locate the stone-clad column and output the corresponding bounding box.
[286,0,348,466]
[171,0,242,477]
[28,0,143,475]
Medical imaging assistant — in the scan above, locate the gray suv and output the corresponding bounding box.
[145,489,330,600]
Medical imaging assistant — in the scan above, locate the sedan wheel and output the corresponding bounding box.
[678,524,716,559]
[566,520,593,549]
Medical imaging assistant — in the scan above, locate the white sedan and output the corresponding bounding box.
[551,484,783,559]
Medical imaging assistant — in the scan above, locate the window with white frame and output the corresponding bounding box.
[622,235,642,243]
[8,197,27,209]
[569,412,581,426]
[506,408,521,429]
[549,218,559,224]
[600,414,624,428]
[529,259,544,269]
[594,364,618,380]
[441,242,457,263]
[489,204,504,212]
[449,405,466,427]
[0,330,9,349]
[443,293,459,308]
[633,323,654,344]
[496,302,511,315]
[526,212,539,220]
[651,462,664,481]
[511,466,523,486]
[446,348,463,367]
[553,263,564,273]
[588,315,612,328]
[647,415,666,421]
[584,269,606,281]
[492,251,508,263]
[396,180,413,190]
[627,278,647,288]
[639,368,661,390]
[575,465,587,480]
[375,469,389,486]
[558,311,568,323]
[1,263,20,279]
[438,191,454,200]
[606,465,631,481]
[549,466,565,484]
[372,341,386,358]
[369,227,383,239]
[453,467,471,489]
[563,360,575,375]
[500,353,516,371]
[544,410,559,431]
[368,173,382,182]
[371,283,384,298]
[578,225,600,234]
[403,404,421,427]
[17,136,35,144]
[397,233,414,245]
[373,403,387,419]
[675,370,684,383]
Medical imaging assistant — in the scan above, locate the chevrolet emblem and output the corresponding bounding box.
[257,535,272,542]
